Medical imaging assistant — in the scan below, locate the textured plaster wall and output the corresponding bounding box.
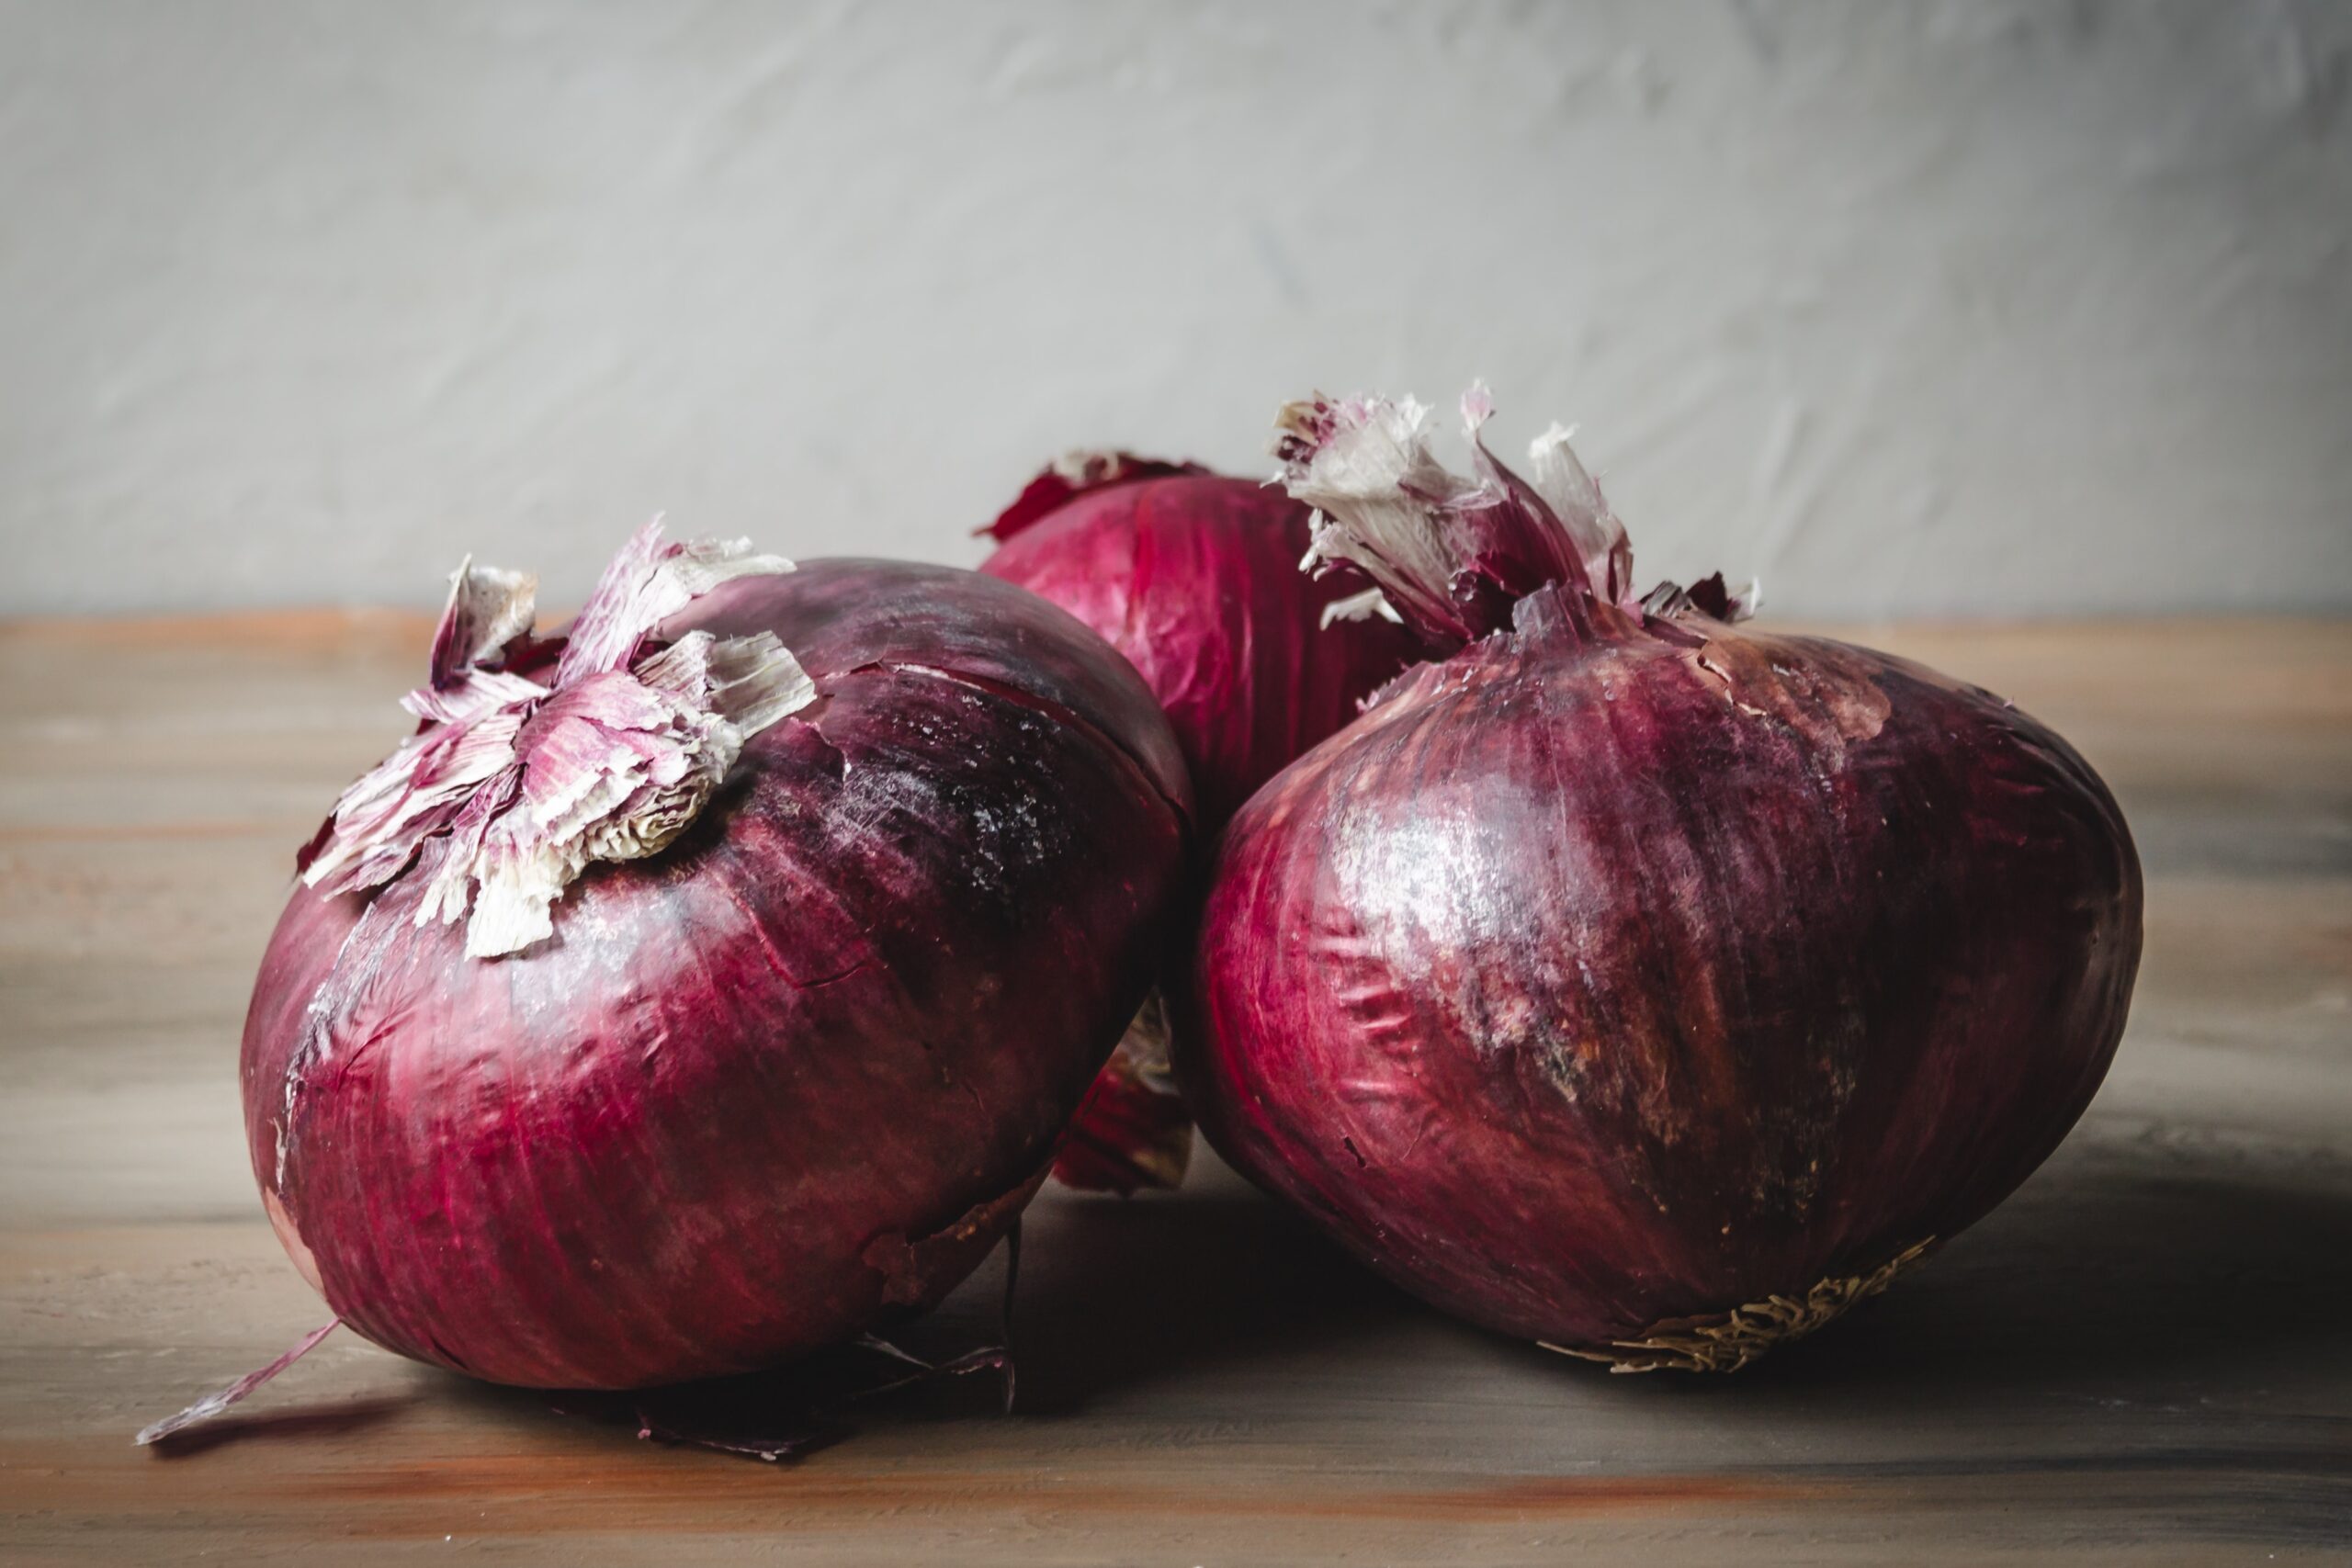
[3,0,2346,619]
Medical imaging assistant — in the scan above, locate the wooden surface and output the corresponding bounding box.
[2,614,2347,1565]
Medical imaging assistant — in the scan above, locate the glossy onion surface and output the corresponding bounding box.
[1182,597,2141,1354]
[1179,389,2141,1365]
[980,463,1415,831]
[243,559,1190,1388]
[979,460,1416,1193]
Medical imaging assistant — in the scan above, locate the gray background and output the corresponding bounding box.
[4,0,2346,620]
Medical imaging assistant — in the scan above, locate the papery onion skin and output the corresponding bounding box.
[243,558,1190,1390]
[978,460,1417,830]
[1177,392,2142,1361]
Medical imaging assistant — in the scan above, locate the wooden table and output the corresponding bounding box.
[3,615,2346,1565]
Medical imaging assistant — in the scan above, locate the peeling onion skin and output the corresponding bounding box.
[978,464,1417,831]
[1178,390,2142,1361]
[243,559,1190,1390]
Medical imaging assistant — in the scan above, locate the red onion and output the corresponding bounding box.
[978,454,1417,1190]
[978,452,1417,829]
[240,524,1191,1390]
[1177,389,2142,1371]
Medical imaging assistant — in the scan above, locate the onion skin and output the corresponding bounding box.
[1178,391,2143,1363]
[979,463,1416,831]
[978,461,1417,1194]
[243,559,1189,1389]
[1183,606,2141,1351]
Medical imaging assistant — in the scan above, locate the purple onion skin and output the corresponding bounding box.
[980,472,1417,832]
[1179,596,2142,1349]
[243,560,1190,1390]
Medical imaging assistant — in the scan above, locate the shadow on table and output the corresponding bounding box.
[442,1131,2351,1454]
[972,1129,2352,1416]
[1502,1138,2352,1404]
[970,1176,1411,1416]
[429,1160,1397,1448]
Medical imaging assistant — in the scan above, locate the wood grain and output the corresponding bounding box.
[3,615,2347,1565]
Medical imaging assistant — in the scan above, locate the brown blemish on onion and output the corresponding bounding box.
[1683,629,1893,757]
[1542,1237,1938,1374]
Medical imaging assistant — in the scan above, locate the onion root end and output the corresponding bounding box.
[1541,1237,1939,1374]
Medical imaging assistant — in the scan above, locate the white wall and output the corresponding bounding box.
[3,0,2346,620]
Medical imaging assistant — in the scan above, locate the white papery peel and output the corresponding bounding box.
[300,520,810,957]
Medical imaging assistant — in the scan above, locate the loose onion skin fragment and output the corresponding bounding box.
[979,456,1416,1190]
[1176,390,2142,1367]
[242,541,1190,1391]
